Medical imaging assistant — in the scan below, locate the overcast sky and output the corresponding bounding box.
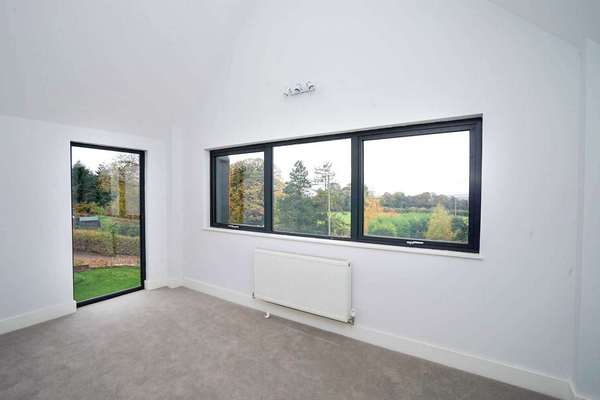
[71,146,130,170]
[271,131,470,196]
[274,138,352,186]
[364,131,470,196]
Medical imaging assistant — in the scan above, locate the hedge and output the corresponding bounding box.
[73,229,139,256]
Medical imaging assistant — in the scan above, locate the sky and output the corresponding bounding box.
[272,131,470,196]
[71,146,133,171]
[274,138,352,187]
[363,131,470,196]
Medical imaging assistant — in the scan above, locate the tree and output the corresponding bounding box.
[327,182,344,212]
[381,192,407,209]
[330,212,351,237]
[364,194,383,234]
[228,158,264,225]
[110,154,140,218]
[379,190,468,213]
[272,166,285,227]
[314,162,335,236]
[277,161,325,235]
[272,165,285,197]
[95,163,113,208]
[340,184,351,212]
[72,161,97,205]
[285,160,311,196]
[425,204,453,240]
[451,217,468,242]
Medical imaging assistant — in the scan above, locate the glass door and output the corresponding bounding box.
[71,143,145,306]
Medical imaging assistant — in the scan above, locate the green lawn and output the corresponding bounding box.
[74,266,141,302]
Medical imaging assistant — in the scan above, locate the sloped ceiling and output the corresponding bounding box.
[489,0,600,47]
[0,0,252,137]
[0,0,598,138]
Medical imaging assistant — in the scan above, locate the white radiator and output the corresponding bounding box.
[253,249,353,324]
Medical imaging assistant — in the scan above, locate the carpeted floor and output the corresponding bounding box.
[0,288,554,400]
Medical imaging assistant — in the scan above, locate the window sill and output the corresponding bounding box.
[203,227,483,260]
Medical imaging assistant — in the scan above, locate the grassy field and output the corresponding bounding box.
[74,266,141,302]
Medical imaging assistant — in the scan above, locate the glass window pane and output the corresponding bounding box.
[273,139,351,237]
[215,152,265,226]
[363,131,470,243]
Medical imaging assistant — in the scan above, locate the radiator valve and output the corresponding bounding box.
[349,309,356,325]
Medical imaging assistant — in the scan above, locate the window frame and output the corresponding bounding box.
[210,144,269,232]
[210,117,482,253]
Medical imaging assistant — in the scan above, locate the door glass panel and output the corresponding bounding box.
[71,145,143,303]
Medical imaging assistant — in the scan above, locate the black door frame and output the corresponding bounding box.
[70,142,146,307]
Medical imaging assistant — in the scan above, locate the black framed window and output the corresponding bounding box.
[210,117,482,253]
[212,148,266,230]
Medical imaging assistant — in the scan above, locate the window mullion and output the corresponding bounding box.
[351,136,360,240]
[264,145,273,232]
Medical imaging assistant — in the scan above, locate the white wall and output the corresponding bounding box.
[166,125,186,284]
[0,115,170,323]
[575,39,600,400]
[179,0,582,394]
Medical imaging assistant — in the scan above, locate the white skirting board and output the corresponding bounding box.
[145,279,183,290]
[0,300,76,335]
[181,277,583,400]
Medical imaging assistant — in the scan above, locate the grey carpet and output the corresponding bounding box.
[0,288,554,400]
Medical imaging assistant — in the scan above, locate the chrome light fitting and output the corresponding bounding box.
[284,81,316,96]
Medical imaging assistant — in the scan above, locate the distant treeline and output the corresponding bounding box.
[379,191,468,212]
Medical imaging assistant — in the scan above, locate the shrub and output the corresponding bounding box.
[115,235,140,256]
[73,229,139,256]
[451,216,468,242]
[74,202,105,216]
[114,223,140,237]
[425,204,453,240]
[98,216,140,237]
[73,230,112,255]
[330,213,351,237]
[390,213,429,238]
[368,219,396,237]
